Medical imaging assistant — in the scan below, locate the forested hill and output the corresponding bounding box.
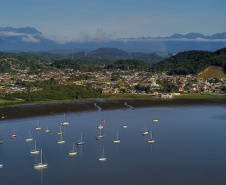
[106,59,149,71]
[150,48,226,75]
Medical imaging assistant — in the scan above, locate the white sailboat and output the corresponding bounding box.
[57,133,65,144]
[45,124,50,133]
[148,131,155,144]
[113,132,120,144]
[0,164,3,168]
[69,142,77,156]
[97,120,104,130]
[30,140,40,155]
[77,132,85,146]
[122,125,128,128]
[96,129,104,140]
[61,113,69,126]
[99,149,106,162]
[26,130,33,142]
[153,114,159,123]
[142,124,149,135]
[33,149,48,170]
[35,121,42,130]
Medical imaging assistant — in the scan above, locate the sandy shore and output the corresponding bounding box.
[0,98,226,120]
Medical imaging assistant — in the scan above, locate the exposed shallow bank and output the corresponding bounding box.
[0,98,226,120]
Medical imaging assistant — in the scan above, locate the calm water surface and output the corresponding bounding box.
[0,104,226,185]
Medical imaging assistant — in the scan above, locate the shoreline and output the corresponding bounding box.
[0,98,226,120]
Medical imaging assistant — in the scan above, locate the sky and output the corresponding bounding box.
[1,0,226,42]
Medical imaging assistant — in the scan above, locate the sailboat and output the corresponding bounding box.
[61,113,69,126]
[45,124,50,133]
[33,149,48,169]
[0,164,3,168]
[57,126,63,135]
[30,140,40,155]
[148,131,155,144]
[153,114,159,123]
[77,132,85,146]
[97,120,104,130]
[35,121,42,130]
[142,124,149,135]
[122,125,128,128]
[26,130,33,142]
[69,142,77,156]
[11,126,17,139]
[96,129,104,140]
[57,133,65,144]
[113,132,120,144]
[99,149,106,162]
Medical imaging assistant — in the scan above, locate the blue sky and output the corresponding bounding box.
[1,0,225,42]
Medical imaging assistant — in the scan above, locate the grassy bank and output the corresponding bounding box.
[174,93,226,99]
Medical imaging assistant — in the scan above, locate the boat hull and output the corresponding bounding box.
[33,163,48,169]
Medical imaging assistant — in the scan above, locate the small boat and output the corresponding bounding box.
[30,140,40,155]
[148,131,155,144]
[0,164,3,168]
[153,114,159,123]
[113,132,120,144]
[0,141,3,144]
[102,115,107,123]
[77,132,85,146]
[33,149,48,170]
[97,121,104,130]
[122,125,128,128]
[57,126,63,135]
[61,113,69,126]
[99,149,106,162]
[57,133,65,144]
[96,129,104,140]
[35,121,42,131]
[142,124,149,135]
[1,113,5,119]
[45,124,50,133]
[25,130,33,142]
[69,142,77,156]
[11,126,17,139]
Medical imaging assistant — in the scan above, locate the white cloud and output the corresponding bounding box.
[21,35,40,43]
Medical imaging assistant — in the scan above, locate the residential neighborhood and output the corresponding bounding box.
[0,67,225,98]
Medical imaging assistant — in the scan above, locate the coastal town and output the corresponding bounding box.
[0,67,225,98]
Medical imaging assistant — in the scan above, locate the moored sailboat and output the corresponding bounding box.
[113,132,120,144]
[26,130,33,142]
[57,133,65,144]
[147,131,155,144]
[35,121,42,130]
[69,142,77,156]
[33,149,48,170]
[45,124,50,133]
[61,113,69,126]
[96,129,104,140]
[77,132,85,146]
[30,140,40,155]
[11,126,17,139]
[153,114,159,123]
[99,149,106,162]
[142,124,149,135]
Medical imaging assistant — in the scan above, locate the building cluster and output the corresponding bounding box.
[0,68,226,97]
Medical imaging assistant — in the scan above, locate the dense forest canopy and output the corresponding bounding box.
[150,48,226,75]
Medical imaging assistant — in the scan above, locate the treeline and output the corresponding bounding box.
[106,59,149,71]
[50,59,101,72]
[150,48,226,75]
[3,80,101,102]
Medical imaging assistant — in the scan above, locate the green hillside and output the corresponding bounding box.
[150,48,226,75]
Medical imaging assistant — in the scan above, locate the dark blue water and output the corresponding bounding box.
[0,104,226,185]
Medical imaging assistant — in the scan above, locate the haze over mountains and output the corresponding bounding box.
[0,27,226,54]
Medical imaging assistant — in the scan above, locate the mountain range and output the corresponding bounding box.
[0,27,226,54]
